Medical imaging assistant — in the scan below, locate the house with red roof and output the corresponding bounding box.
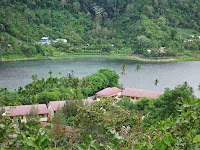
[122,88,164,99]
[48,99,95,120]
[0,104,48,122]
[48,101,66,121]
[95,87,122,98]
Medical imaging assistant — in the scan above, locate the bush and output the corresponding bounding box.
[21,44,37,57]
[81,74,105,95]
[116,97,136,110]
[75,99,133,142]
[98,69,119,87]
[35,44,54,56]
[52,41,71,52]
[154,83,195,118]
[62,100,84,119]
[36,90,61,104]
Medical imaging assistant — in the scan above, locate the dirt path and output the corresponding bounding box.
[131,55,177,62]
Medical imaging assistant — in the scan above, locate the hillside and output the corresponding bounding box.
[0,0,200,58]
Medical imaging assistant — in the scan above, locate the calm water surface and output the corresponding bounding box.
[0,58,200,97]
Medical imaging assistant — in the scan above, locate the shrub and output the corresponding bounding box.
[62,100,84,119]
[75,99,133,142]
[116,97,136,110]
[154,83,195,118]
[21,44,37,57]
[81,74,104,95]
[36,90,61,104]
[98,69,119,87]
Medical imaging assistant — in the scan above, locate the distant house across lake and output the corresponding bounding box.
[54,38,67,43]
[39,37,51,45]
[39,37,68,45]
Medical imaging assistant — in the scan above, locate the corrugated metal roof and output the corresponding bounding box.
[95,87,121,97]
[122,88,164,98]
[1,104,48,116]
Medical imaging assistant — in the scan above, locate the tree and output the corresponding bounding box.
[26,106,40,124]
[98,69,119,87]
[75,99,132,143]
[121,64,127,75]
[73,1,80,13]
[52,109,66,138]
[154,83,195,119]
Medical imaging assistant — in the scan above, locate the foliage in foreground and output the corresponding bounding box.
[1,84,200,149]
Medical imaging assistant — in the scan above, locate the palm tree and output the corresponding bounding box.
[121,64,127,75]
[198,83,200,91]
[49,71,52,76]
[135,64,141,71]
[154,79,159,86]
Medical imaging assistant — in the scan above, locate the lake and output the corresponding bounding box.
[0,58,200,97]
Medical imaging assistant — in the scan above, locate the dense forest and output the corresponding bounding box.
[1,0,200,58]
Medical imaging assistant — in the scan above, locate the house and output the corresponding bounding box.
[0,104,48,122]
[95,87,122,98]
[159,47,165,53]
[190,35,194,38]
[48,101,66,121]
[48,99,94,120]
[40,37,50,45]
[187,39,193,42]
[121,88,164,99]
[55,38,67,43]
[147,49,152,53]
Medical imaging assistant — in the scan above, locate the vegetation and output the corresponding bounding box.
[1,0,200,59]
[0,69,119,106]
[1,82,200,149]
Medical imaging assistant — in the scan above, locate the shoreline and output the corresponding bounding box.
[1,54,200,63]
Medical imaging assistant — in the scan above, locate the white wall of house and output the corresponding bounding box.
[39,114,48,122]
[9,114,48,123]
[48,105,55,121]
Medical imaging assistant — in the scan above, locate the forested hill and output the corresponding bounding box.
[1,0,200,57]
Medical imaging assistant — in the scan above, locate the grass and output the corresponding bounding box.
[2,51,200,63]
[1,54,47,61]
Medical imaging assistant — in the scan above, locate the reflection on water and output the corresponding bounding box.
[0,58,200,97]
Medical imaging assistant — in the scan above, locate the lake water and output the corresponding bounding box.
[0,58,200,97]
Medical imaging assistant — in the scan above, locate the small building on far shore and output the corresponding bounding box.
[55,38,67,43]
[39,37,51,45]
[122,88,164,99]
[0,104,48,122]
[95,87,122,98]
